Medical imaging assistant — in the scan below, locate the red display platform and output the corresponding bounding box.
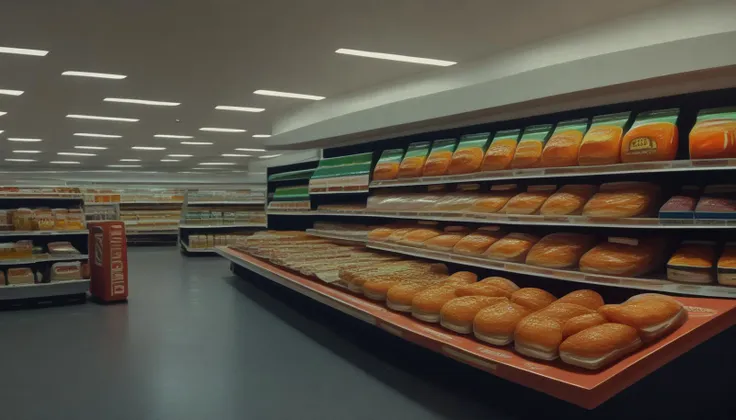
[217,246,736,409]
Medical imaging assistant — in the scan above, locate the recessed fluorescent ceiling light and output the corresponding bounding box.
[235,148,266,152]
[335,48,456,66]
[75,145,108,150]
[50,161,80,165]
[67,114,139,122]
[0,111,6,117]
[120,159,141,162]
[0,46,49,56]
[0,89,24,96]
[107,164,141,168]
[160,159,179,162]
[221,153,251,157]
[168,154,192,157]
[252,134,271,138]
[177,171,195,174]
[181,141,212,145]
[131,146,166,151]
[7,137,42,142]
[74,132,122,138]
[193,167,220,170]
[198,162,236,166]
[5,158,35,162]
[62,70,126,79]
[215,105,265,113]
[58,152,95,156]
[154,134,193,139]
[12,150,41,154]
[199,127,246,133]
[259,154,282,159]
[253,89,324,100]
[104,97,180,106]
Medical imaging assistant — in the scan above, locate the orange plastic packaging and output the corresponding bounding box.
[540,119,589,167]
[447,133,491,175]
[482,129,521,171]
[398,141,431,178]
[510,125,553,169]
[373,148,404,180]
[620,109,679,163]
[422,139,457,176]
[578,112,631,166]
[689,107,736,160]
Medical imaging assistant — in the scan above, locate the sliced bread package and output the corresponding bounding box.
[620,108,680,163]
[689,107,736,160]
[578,112,632,166]
[510,125,554,169]
[447,132,492,175]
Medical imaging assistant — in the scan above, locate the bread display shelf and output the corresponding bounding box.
[179,223,267,229]
[310,189,370,195]
[370,159,736,188]
[0,194,85,200]
[120,200,183,205]
[0,230,89,237]
[179,241,214,253]
[216,246,736,409]
[0,254,88,266]
[304,229,368,244]
[126,229,178,235]
[366,241,736,299]
[0,279,90,300]
[187,200,265,205]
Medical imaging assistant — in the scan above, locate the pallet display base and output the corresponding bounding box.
[216,246,736,409]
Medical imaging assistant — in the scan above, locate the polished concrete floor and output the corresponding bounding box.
[1,247,735,420]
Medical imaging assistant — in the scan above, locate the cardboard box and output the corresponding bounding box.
[88,221,128,302]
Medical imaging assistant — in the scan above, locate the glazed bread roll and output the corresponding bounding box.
[424,226,471,251]
[514,303,595,361]
[456,276,519,298]
[469,191,517,213]
[579,238,664,277]
[410,277,478,323]
[483,233,540,262]
[559,323,642,370]
[399,228,442,247]
[582,182,660,218]
[562,313,609,338]
[525,233,597,269]
[501,188,556,215]
[667,241,717,284]
[387,227,417,243]
[539,185,597,216]
[386,275,448,312]
[598,294,687,342]
[446,271,479,284]
[556,289,605,310]
[510,288,556,311]
[440,296,509,334]
[473,300,532,345]
[341,262,448,293]
[452,227,505,255]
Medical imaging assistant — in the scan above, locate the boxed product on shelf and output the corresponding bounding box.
[694,185,736,219]
[6,267,35,285]
[398,141,432,178]
[47,241,81,256]
[373,148,405,180]
[667,241,717,284]
[540,118,589,168]
[447,133,491,175]
[659,186,700,219]
[49,261,82,282]
[689,107,736,159]
[422,138,457,176]
[0,240,33,260]
[577,112,632,166]
[620,108,680,163]
[481,129,521,171]
[510,124,553,169]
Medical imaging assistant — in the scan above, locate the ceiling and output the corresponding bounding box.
[0,0,676,176]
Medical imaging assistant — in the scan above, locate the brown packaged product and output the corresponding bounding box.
[13,208,34,231]
[469,191,518,214]
[717,243,736,286]
[423,226,471,251]
[7,267,35,285]
[50,261,82,281]
[386,227,417,243]
[539,185,597,216]
[483,233,540,262]
[582,182,660,218]
[501,186,556,215]
[47,241,81,255]
[666,241,716,284]
[368,227,397,241]
[452,226,505,255]
[399,228,442,247]
[579,237,665,277]
[525,233,597,269]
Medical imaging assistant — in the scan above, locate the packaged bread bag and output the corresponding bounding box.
[717,243,736,286]
[540,119,589,167]
[578,112,632,166]
[422,138,457,176]
[620,108,680,163]
[398,141,432,178]
[373,148,405,181]
[447,132,491,175]
[510,125,554,169]
[689,107,736,160]
[667,241,716,284]
[482,129,521,171]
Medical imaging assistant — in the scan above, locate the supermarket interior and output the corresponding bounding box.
[3,0,736,419]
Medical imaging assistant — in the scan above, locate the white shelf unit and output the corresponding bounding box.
[0,279,90,300]
[179,240,214,253]
[0,255,88,266]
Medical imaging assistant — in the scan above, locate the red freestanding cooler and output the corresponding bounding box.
[87,221,129,302]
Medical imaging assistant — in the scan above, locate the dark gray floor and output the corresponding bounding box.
[1,247,734,420]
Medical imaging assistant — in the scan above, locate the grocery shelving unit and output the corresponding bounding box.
[225,84,736,408]
[178,189,266,254]
[0,187,90,304]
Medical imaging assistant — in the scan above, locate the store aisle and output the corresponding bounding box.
[1,247,734,420]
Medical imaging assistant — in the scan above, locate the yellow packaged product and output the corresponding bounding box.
[34,209,55,231]
[540,119,589,167]
[52,208,68,230]
[510,125,554,169]
[482,129,521,171]
[447,132,491,175]
[578,112,631,166]
[398,141,431,178]
[13,208,34,231]
[422,139,457,176]
[373,149,405,181]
